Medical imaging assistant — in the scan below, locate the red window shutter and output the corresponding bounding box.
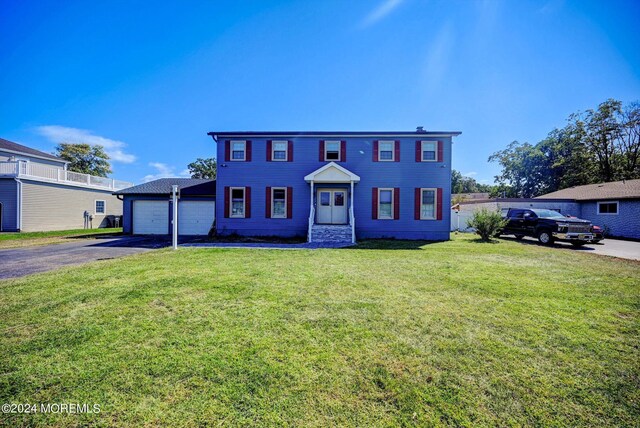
[246,141,252,162]
[373,140,379,162]
[394,187,400,220]
[245,187,251,218]
[372,187,378,219]
[225,140,230,162]
[437,188,443,220]
[266,140,272,162]
[437,141,443,162]
[414,188,420,220]
[319,140,325,161]
[287,187,293,218]
[288,140,294,162]
[340,140,347,162]
[265,186,272,218]
[224,186,230,218]
[415,141,421,162]
[394,140,400,162]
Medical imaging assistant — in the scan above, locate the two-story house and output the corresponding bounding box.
[0,137,131,232]
[209,129,460,243]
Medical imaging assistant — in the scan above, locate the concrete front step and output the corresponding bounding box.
[310,224,353,243]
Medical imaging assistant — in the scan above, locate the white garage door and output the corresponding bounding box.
[133,200,169,234]
[178,201,215,235]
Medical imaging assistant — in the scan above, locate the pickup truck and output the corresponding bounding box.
[500,208,594,246]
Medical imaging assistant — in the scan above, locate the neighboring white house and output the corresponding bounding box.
[0,137,132,232]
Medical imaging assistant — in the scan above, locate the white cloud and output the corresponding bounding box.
[360,0,403,28]
[36,125,136,163]
[463,171,478,177]
[142,162,190,183]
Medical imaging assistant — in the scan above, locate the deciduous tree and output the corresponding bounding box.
[55,143,111,177]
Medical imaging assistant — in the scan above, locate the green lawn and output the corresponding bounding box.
[0,235,638,426]
[0,228,122,249]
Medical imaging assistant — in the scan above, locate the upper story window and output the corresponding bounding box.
[420,188,436,219]
[231,141,246,161]
[272,141,288,161]
[230,187,246,217]
[421,141,437,162]
[95,200,105,214]
[325,141,340,161]
[597,201,618,215]
[379,141,394,161]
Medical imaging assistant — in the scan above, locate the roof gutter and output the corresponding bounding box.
[207,131,462,138]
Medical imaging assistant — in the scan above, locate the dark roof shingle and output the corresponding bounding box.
[0,137,65,162]
[537,179,640,201]
[114,178,215,196]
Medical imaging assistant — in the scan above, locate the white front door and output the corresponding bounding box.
[316,189,347,224]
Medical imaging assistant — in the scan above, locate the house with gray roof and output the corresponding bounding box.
[536,179,640,239]
[453,179,640,239]
[114,178,215,235]
[0,137,132,232]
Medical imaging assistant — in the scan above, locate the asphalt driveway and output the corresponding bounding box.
[0,236,168,280]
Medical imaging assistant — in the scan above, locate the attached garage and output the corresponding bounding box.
[114,178,215,236]
[133,200,169,235]
[178,200,215,235]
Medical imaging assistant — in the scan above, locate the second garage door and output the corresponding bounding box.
[178,201,215,235]
[133,200,169,234]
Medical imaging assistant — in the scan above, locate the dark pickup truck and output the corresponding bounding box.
[500,208,594,247]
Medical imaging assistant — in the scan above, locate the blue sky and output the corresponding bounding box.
[1,0,639,184]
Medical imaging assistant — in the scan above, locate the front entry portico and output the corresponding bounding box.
[304,162,361,243]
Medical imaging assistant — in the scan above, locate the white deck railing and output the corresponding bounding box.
[0,161,132,191]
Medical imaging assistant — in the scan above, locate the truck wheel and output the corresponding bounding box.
[515,234,524,240]
[571,242,587,247]
[537,230,554,245]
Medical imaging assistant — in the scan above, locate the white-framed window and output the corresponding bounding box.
[378,188,394,219]
[597,201,618,215]
[421,141,437,162]
[271,187,287,218]
[325,141,341,161]
[272,141,288,161]
[379,140,394,161]
[230,187,246,217]
[420,188,437,219]
[95,200,106,214]
[231,141,246,161]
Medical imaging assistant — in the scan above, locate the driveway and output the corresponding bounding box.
[0,236,168,280]
[506,236,640,261]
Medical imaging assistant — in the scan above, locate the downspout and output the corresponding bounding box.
[15,178,22,231]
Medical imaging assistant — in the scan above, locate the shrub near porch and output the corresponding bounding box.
[0,234,638,426]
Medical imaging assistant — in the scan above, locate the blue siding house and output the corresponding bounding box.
[209,129,461,243]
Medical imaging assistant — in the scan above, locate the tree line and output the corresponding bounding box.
[488,98,640,198]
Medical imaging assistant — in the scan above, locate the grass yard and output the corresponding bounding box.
[0,235,638,426]
[0,228,122,249]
